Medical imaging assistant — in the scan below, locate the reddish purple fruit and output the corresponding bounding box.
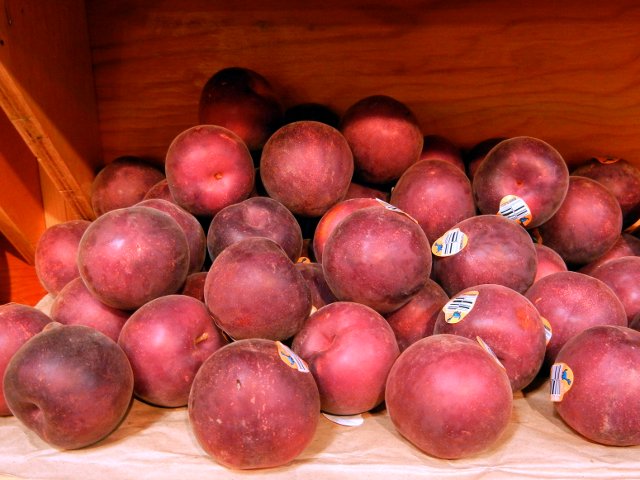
[537,176,622,266]
[433,283,546,391]
[292,302,399,415]
[533,243,567,284]
[323,206,431,314]
[343,182,390,202]
[188,338,320,469]
[198,67,283,152]
[579,233,640,276]
[137,198,207,274]
[525,271,627,364]
[589,256,640,325]
[420,134,465,172]
[143,178,176,203]
[204,237,311,341]
[465,137,507,181]
[77,206,190,310]
[91,156,165,217]
[207,196,302,262]
[386,334,512,459]
[0,303,51,416]
[312,197,381,264]
[294,261,338,310]
[34,219,91,295]
[572,157,640,228]
[473,136,569,229]
[50,277,130,342]
[390,159,476,243]
[260,120,354,217]
[3,324,133,449]
[341,95,423,184]
[165,125,255,217]
[385,279,449,352]
[553,325,640,446]
[118,295,228,407]
[180,272,207,303]
[432,215,537,296]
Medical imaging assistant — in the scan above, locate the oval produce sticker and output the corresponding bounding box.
[498,194,532,227]
[276,342,310,373]
[550,362,574,402]
[432,228,468,257]
[442,290,479,324]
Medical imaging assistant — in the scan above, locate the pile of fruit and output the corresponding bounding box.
[2,66,640,469]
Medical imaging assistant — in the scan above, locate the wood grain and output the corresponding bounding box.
[0,108,45,265]
[87,0,640,168]
[0,0,101,221]
[0,234,47,306]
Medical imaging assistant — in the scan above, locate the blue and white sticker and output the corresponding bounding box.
[498,194,532,227]
[432,228,468,257]
[276,342,310,373]
[442,290,479,324]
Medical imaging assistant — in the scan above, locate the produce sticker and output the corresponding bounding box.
[432,228,468,257]
[498,194,532,227]
[442,290,479,324]
[276,341,310,373]
[541,317,553,345]
[374,198,419,224]
[550,362,574,402]
[476,336,505,370]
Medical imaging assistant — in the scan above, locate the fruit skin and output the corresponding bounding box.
[207,196,302,262]
[204,237,312,341]
[537,176,623,266]
[433,283,546,392]
[579,233,640,276]
[432,214,537,297]
[77,206,190,310]
[136,198,207,274]
[390,158,476,243]
[34,220,91,295]
[117,295,228,408]
[312,197,381,264]
[322,206,432,315]
[340,95,423,185]
[589,256,640,325]
[260,120,354,217]
[419,134,465,172]
[50,277,130,342]
[385,334,512,459]
[165,125,255,217]
[572,157,640,228]
[554,325,640,446]
[525,271,627,365]
[91,156,165,217]
[294,262,338,310]
[291,301,400,415]
[472,136,569,228]
[188,338,320,470]
[198,66,283,152]
[533,243,567,284]
[0,303,51,416]
[3,323,134,449]
[384,279,449,352]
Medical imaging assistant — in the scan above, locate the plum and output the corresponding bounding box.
[473,136,569,228]
[292,302,399,415]
[118,295,228,407]
[384,279,449,352]
[525,271,627,364]
[0,303,51,416]
[260,120,354,217]
[199,67,283,153]
[386,334,512,459]
[34,219,91,295]
[589,256,640,325]
[390,159,476,242]
[294,261,338,310]
[419,134,465,171]
[431,215,537,296]
[579,233,640,275]
[433,283,546,391]
[165,125,255,217]
[323,205,431,314]
[207,196,302,262]
[533,243,567,284]
[77,206,190,310]
[537,176,622,266]
[188,338,320,469]
[3,323,133,449]
[50,277,130,342]
[340,95,423,184]
[552,325,640,446]
[179,272,208,303]
[91,156,165,217]
[204,237,311,341]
